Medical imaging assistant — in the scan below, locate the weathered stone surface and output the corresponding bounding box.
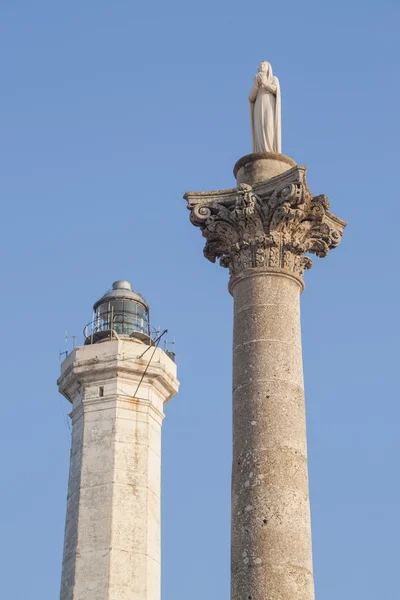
[57,339,179,600]
[234,153,295,185]
[185,153,346,600]
[185,156,346,280]
[185,154,346,600]
[231,270,313,600]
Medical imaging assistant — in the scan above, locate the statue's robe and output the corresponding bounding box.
[249,73,281,154]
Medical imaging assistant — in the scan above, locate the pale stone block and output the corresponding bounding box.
[233,339,304,389]
[233,380,308,454]
[234,153,295,185]
[110,482,146,543]
[73,548,111,600]
[233,301,302,347]
[108,549,148,600]
[147,446,162,495]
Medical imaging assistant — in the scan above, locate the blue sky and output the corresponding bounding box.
[1,1,399,598]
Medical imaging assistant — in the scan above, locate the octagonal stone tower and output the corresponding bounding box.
[57,281,179,600]
[185,153,346,600]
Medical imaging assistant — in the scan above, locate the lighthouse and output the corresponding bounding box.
[57,280,179,600]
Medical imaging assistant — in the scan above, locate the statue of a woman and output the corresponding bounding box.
[249,61,281,154]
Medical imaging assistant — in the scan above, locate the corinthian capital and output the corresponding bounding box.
[184,163,346,280]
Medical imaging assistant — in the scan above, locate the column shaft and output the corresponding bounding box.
[230,269,314,600]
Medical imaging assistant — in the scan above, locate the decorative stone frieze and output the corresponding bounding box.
[185,164,346,279]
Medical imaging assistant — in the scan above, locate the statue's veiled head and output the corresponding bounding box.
[258,61,272,78]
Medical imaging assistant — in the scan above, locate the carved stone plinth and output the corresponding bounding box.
[234,152,296,186]
[185,154,346,600]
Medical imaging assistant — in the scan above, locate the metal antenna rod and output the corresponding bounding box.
[138,329,168,360]
[134,330,168,398]
[65,331,77,349]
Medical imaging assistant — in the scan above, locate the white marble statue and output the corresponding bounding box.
[249,61,282,154]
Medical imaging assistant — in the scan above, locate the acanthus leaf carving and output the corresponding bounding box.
[185,165,346,279]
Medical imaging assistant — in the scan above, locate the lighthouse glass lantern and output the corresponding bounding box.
[84,280,151,344]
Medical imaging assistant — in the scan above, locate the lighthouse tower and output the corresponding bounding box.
[57,280,179,600]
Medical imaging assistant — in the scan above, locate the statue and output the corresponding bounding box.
[249,61,282,154]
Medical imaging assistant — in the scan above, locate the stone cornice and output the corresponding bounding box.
[69,394,165,424]
[185,164,346,280]
[58,352,179,405]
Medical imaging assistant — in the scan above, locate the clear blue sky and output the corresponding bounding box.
[1,1,399,598]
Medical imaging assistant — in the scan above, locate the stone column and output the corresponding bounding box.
[230,268,311,599]
[57,339,179,600]
[185,153,346,600]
